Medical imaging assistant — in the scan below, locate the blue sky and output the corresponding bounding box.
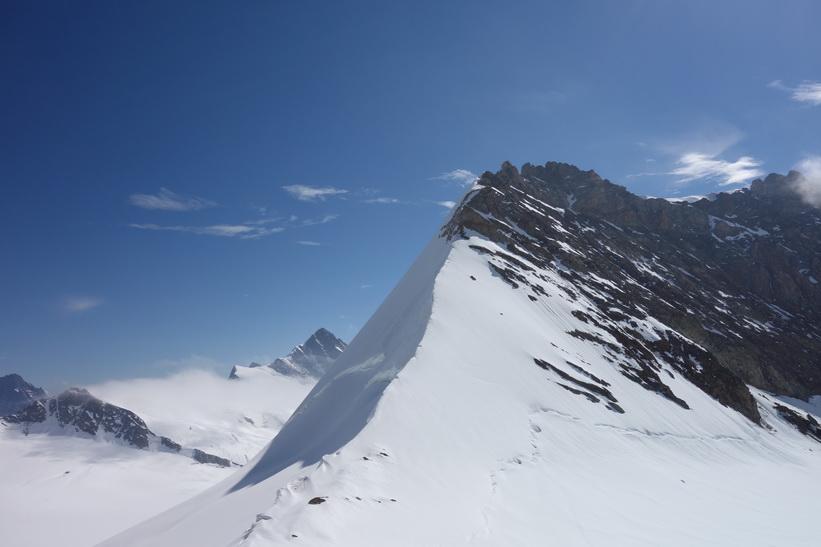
[2,1,820,391]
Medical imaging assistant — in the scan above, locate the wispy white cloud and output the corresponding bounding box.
[129,188,217,211]
[434,200,456,209]
[283,185,348,202]
[63,297,104,314]
[129,223,284,239]
[769,80,821,106]
[793,83,821,105]
[130,212,338,239]
[792,156,821,206]
[365,197,401,204]
[670,153,765,186]
[631,122,765,187]
[299,214,338,226]
[296,240,322,246]
[432,169,478,187]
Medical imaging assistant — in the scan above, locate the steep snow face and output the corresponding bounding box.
[100,228,821,546]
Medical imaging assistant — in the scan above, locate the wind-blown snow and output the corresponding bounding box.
[99,232,821,546]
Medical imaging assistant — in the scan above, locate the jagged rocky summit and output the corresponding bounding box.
[445,161,820,413]
[229,328,347,380]
[100,161,821,547]
[2,387,233,467]
[0,373,46,415]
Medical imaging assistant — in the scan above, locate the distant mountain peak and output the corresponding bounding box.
[231,328,347,380]
[0,373,47,416]
[2,387,234,467]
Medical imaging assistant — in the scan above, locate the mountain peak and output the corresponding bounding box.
[230,328,347,380]
[0,373,47,416]
[100,160,821,547]
[269,328,347,378]
[447,161,820,402]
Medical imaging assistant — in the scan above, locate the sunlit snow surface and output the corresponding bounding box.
[95,233,821,547]
[0,369,311,547]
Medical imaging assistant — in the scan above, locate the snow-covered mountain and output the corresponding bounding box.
[230,328,347,380]
[0,369,312,547]
[2,386,234,466]
[0,373,46,415]
[101,161,821,546]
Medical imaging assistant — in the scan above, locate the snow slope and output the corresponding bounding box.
[0,430,233,547]
[99,227,821,546]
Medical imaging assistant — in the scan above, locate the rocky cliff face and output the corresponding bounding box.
[445,161,821,419]
[0,373,46,415]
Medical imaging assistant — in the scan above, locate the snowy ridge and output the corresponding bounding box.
[99,162,821,546]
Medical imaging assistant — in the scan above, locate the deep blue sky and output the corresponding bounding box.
[2,1,820,391]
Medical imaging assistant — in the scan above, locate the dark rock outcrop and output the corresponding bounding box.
[0,373,47,416]
[2,387,234,466]
[3,387,153,448]
[444,161,821,423]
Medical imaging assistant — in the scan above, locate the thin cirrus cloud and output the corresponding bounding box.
[769,80,821,106]
[129,223,285,239]
[128,188,217,211]
[283,185,348,202]
[365,197,401,204]
[669,152,765,186]
[129,214,338,239]
[63,297,104,314]
[296,240,323,246]
[432,169,478,187]
[299,214,338,227]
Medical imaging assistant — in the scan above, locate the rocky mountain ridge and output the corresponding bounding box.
[0,373,46,415]
[445,161,820,417]
[230,328,347,380]
[2,386,233,467]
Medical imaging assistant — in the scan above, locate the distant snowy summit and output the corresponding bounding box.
[2,385,234,467]
[0,373,46,415]
[229,328,347,381]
